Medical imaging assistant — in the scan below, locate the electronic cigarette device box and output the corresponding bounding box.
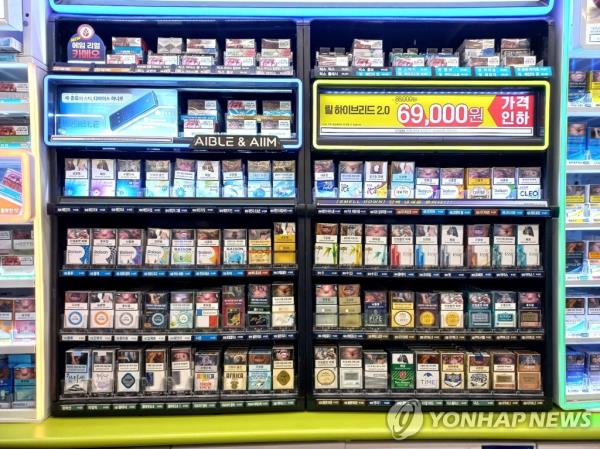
[314,159,336,198]
[272,282,295,328]
[64,158,90,197]
[64,291,89,329]
[145,160,170,198]
[272,160,296,198]
[440,167,465,200]
[415,225,438,268]
[248,348,272,391]
[171,229,195,267]
[89,291,114,329]
[315,284,338,328]
[364,224,388,266]
[518,291,542,329]
[441,351,465,390]
[492,350,516,391]
[194,350,220,393]
[273,345,295,390]
[364,161,388,198]
[169,291,194,329]
[391,351,415,390]
[248,228,272,266]
[144,228,171,266]
[315,223,338,266]
[223,347,248,392]
[116,349,141,394]
[339,345,363,390]
[247,160,272,198]
[493,224,516,268]
[116,159,142,198]
[170,347,193,393]
[338,283,361,329]
[467,224,491,268]
[390,224,414,268]
[91,349,115,395]
[467,352,491,390]
[493,291,517,329]
[364,290,387,328]
[196,228,221,266]
[172,158,196,198]
[273,222,296,266]
[90,158,116,197]
[440,224,464,268]
[196,160,220,198]
[364,350,388,390]
[314,346,338,389]
[223,228,247,266]
[247,283,271,329]
[467,291,493,328]
[515,350,541,391]
[389,291,414,328]
[222,159,245,198]
[117,228,144,267]
[416,292,439,329]
[440,292,464,329]
[115,292,140,330]
[91,228,117,267]
[517,224,540,268]
[492,167,517,200]
[416,350,440,390]
[195,289,220,329]
[390,161,415,199]
[222,285,245,329]
[143,292,168,330]
[339,223,362,267]
[64,349,91,395]
[144,348,167,393]
[338,161,363,199]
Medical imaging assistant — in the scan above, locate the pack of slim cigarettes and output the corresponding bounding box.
[351,39,384,68]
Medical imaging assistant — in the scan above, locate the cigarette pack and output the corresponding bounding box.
[64,349,91,395]
[147,53,179,66]
[195,289,220,329]
[196,161,220,198]
[145,160,170,198]
[13,297,35,341]
[64,158,90,197]
[272,160,296,198]
[112,37,147,55]
[273,222,296,266]
[196,228,221,266]
[271,282,295,328]
[587,297,600,336]
[440,168,465,199]
[338,161,363,199]
[492,167,517,200]
[223,347,248,392]
[115,292,140,330]
[172,159,195,198]
[248,348,272,391]
[517,167,542,200]
[144,228,170,266]
[169,291,194,329]
[467,352,490,390]
[186,39,218,55]
[440,225,464,268]
[518,292,542,329]
[0,356,11,405]
[515,350,541,391]
[143,292,168,330]
[314,346,338,389]
[144,348,167,393]
[390,225,414,268]
[222,159,245,198]
[247,284,271,329]
[64,291,89,329]
[65,228,92,267]
[194,350,220,393]
[566,296,586,335]
[364,350,388,390]
[247,160,272,198]
[566,184,585,205]
[466,167,492,199]
[170,347,193,393]
[517,224,540,268]
[364,224,388,266]
[223,229,247,265]
[492,350,516,391]
[390,351,414,390]
[441,352,465,390]
[566,351,586,393]
[226,39,256,50]
[223,55,255,67]
[314,160,336,198]
[170,229,195,267]
[0,300,12,341]
[106,54,140,65]
[416,350,440,390]
[427,55,459,67]
[364,290,387,328]
[90,159,116,197]
[116,349,141,394]
[273,345,294,390]
[222,285,245,329]
[315,223,338,266]
[157,37,183,54]
[12,229,33,252]
[261,117,291,138]
[467,224,491,268]
[390,162,415,199]
[91,349,115,395]
[566,241,584,274]
[339,223,362,266]
[389,291,414,328]
[315,284,338,328]
[116,160,142,198]
[468,291,492,328]
[182,55,215,67]
[248,229,272,266]
[182,115,219,137]
[415,167,440,199]
[415,225,438,268]
[416,292,439,329]
[89,291,114,329]
[339,345,362,390]
[440,292,464,329]
[336,284,360,329]
[91,228,117,267]
[590,127,600,160]
[568,121,587,161]
[493,224,516,268]
[117,229,144,267]
[587,351,600,392]
[364,161,388,198]
[493,291,517,329]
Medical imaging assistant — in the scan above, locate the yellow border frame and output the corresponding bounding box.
[312,79,551,151]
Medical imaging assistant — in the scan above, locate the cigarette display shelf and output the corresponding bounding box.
[313,329,545,342]
[312,66,553,79]
[59,267,297,278]
[312,267,545,279]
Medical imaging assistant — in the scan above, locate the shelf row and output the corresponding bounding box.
[60,331,296,343]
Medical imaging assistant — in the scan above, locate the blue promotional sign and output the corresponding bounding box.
[67,24,106,64]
